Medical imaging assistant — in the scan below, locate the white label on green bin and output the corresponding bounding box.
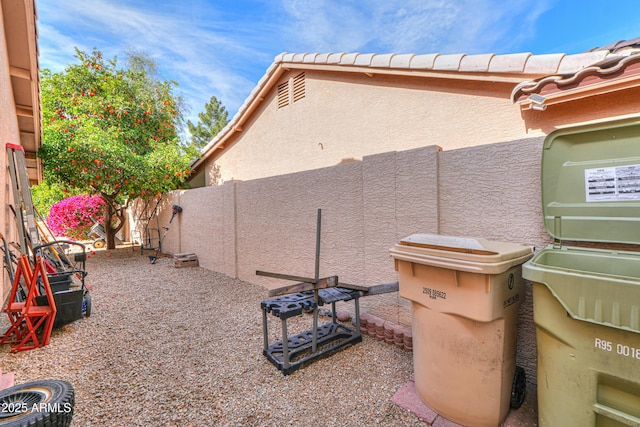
[595,337,640,360]
[585,164,640,202]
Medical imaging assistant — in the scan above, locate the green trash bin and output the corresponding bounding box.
[523,116,640,427]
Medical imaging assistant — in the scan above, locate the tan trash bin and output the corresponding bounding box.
[390,233,533,427]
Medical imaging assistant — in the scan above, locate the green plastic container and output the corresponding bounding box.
[523,116,640,427]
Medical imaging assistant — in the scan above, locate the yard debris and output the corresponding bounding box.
[173,252,198,268]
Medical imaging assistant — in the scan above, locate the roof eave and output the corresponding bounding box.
[512,49,640,111]
[4,0,42,184]
[517,74,640,111]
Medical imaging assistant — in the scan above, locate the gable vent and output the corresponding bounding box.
[277,81,289,109]
[292,72,305,103]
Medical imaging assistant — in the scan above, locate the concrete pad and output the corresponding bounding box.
[391,380,538,426]
[391,380,438,425]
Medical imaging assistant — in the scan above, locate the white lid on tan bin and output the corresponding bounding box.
[390,233,533,274]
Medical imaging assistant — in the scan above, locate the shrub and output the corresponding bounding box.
[46,195,106,240]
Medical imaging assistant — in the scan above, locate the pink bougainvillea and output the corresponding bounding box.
[46,194,106,240]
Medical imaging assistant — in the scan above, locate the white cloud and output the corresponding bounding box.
[279,0,554,54]
[37,0,277,122]
[37,24,85,72]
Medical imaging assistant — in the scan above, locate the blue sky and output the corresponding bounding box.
[37,0,640,131]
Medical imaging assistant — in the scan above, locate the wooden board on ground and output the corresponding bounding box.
[174,252,198,268]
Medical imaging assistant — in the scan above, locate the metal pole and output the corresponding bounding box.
[312,208,321,353]
[315,209,321,279]
[282,318,290,370]
[331,302,337,324]
[262,308,269,352]
[355,295,361,335]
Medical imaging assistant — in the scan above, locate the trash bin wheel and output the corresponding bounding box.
[510,366,526,409]
[83,292,92,317]
[93,239,105,249]
[0,379,74,426]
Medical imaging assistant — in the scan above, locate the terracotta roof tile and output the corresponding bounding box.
[390,54,415,68]
[327,53,345,64]
[279,53,296,62]
[370,53,395,68]
[488,53,532,73]
[409,54,439,69]
[522,53,565,74]
[255,62,277,87]
[272,39,640,89]
[433,53,466,70]
[510,38,640,104]
[459,53,495,72]
[339,53,360,65]
[512,51,640,103]
[275,48,622,77]
[556,51,609,74]
[314,53,330,63]
[302,53,319,63]
[354,53,376,66]
[292,53,307,62]
[589,37,640,53]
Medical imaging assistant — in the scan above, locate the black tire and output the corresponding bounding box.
[83,292,92,317]
[0,379,74,427]
[510,366,526,409]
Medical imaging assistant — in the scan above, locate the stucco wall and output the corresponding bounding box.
[156,138,546,385]
[438,138,549,380]
[0,9,22,300]
[209,69,541,184]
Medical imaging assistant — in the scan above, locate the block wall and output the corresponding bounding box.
[150,138,549,385]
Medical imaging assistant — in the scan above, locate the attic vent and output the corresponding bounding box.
[292,72,305,103]
[277,81,289,109]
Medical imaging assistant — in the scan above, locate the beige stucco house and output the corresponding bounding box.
[0,0,41,298]
[191,38,640,185]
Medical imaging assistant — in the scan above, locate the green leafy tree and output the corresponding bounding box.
[187,95,229,150]
[38,48,192,249]
[31,179,74,218]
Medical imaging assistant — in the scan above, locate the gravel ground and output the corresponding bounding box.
[1,248,422,426]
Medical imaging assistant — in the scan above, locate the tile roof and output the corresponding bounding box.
[273,50,610,75]
[511,37,640,105]
[194,38,640,169]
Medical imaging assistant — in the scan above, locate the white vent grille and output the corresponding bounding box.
[277,81,289,109]
[292,72,305,103]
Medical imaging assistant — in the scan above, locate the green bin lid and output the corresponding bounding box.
[542,116,640,244]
